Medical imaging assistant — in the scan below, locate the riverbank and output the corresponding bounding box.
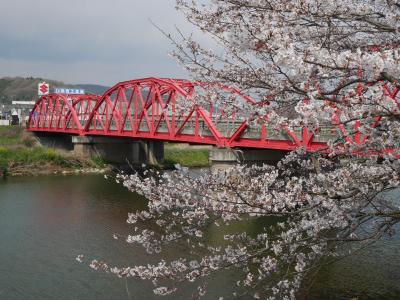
[0,126,107,177]
[163,143,210,168]
[0,126,210,177]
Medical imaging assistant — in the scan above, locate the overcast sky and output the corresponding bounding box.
[0,0,203,85]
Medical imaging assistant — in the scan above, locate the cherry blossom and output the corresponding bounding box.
[83,1,400,299]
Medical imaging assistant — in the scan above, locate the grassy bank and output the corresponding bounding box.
[0,126,210,177]
[0,126,105,177]
[163,143,210,168]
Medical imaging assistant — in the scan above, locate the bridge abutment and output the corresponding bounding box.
[209,147,287,170]
[72,136,164,166]
[34,132,74,151]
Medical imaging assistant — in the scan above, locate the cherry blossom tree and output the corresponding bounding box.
[84,1,400,299]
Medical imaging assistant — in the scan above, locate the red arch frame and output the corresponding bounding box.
[27,77,400,153]
[28,94,100,134]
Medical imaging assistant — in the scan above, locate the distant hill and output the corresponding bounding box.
[0,77,109,104]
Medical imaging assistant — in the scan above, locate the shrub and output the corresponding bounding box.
[91,155,106,167]
[0,158,8,178]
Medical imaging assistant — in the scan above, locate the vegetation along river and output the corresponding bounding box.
[0,174,399,299]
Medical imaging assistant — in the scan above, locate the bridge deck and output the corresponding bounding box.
[27,77,398,153]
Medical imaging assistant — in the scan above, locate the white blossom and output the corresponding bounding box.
[85,1,400,298]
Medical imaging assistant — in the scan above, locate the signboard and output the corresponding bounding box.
[12,101,36,105]
[54,88,85,94]
[38,82,49,96]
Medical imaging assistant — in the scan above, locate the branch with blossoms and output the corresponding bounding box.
[81,151,400,298]
[173,0,400,109]
[80,1,400,299]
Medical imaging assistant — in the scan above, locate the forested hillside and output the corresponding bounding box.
[0,77,109,104]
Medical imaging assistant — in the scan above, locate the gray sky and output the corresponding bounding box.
[0,0,202,85]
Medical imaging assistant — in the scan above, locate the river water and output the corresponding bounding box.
[0,175,399,300]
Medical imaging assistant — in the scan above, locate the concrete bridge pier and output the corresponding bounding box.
[209,147,287,170]
[138,140,164,166]
[34,132,74,151]
[72,136,164,166]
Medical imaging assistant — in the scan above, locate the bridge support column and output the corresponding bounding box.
[140,140,164,166]
[72,136,164,166]
[209,147,287,170]
[34,132,73,151]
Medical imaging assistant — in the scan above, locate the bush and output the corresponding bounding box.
[22,136,36,147]
[91,155,106,167]
[0,158,8,178]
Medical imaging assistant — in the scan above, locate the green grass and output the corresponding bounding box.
[0,126,208,175]
[163,148,210,168]
[0,135,21,146]
[0,125,21,133]
[0,126,105,176]
[0,146,78,168]
[0,126,24,146]
[91,155,107,168]
[0,158,8,177]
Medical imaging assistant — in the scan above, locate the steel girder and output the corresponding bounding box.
[27,78,400,153]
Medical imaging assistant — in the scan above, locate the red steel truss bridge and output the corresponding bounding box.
[27,77,400,153]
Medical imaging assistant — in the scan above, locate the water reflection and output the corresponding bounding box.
[0,175,398,299]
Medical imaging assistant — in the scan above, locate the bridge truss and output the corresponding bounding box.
[27,77,400,153]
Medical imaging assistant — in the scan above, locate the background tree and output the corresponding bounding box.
[85,1,400,299]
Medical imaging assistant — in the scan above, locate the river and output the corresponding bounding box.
[0,175,399,300]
